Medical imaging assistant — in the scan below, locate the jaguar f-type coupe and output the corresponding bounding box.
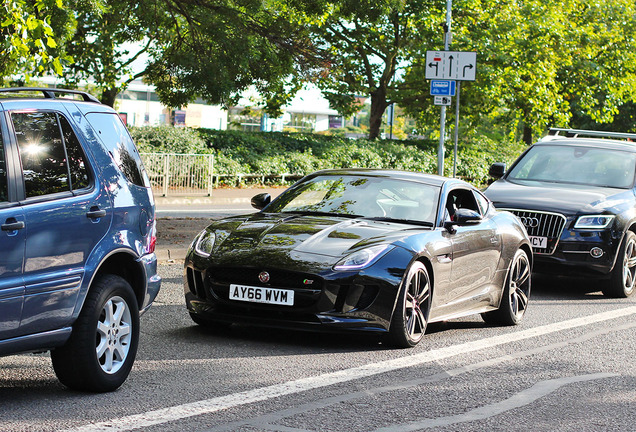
[184,169,532,347]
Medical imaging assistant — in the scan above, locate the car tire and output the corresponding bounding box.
[605,231,636,298]
[482,248,531,326]
[51,274,139,392]
[388,261,431,348]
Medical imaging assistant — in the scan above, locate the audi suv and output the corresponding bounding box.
[0,88,161,391]
[484,128,636,298]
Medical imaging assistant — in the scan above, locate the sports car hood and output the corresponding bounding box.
[208,212,419,262]
[485,179,635,215]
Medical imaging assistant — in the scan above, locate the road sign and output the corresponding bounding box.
[430,80,456,96]
[434,96,452,106]
[426,51,477,81]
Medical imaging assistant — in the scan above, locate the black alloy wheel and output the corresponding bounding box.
[388,261,431,348]
[482,248,531,326]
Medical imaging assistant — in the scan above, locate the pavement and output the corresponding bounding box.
[154,187,284,262]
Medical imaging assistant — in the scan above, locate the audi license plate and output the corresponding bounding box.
[229,284,294,306]
[529,236,547,249]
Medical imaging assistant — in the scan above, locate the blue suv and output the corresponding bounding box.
[0,88,161,392]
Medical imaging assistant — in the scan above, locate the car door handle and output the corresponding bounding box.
[86,208,107,219]
[2,221,25,231]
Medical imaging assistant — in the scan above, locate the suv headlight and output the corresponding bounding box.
[194,230,216,257]
[574,215,615,229]
[333,245,392,270]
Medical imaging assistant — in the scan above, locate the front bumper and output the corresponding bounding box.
[533,229,621,276]
[182,251,411,334]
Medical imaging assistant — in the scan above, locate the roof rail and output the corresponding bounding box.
[548,128,636,141]
[0,87,101,103]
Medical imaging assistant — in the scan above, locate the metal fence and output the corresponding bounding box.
[140,152,305,196]
[140,153,214,196]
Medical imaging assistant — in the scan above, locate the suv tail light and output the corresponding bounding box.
[146,219,157,254]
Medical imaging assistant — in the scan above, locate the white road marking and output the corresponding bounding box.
[63,305,636,432]
[373,373,618,432]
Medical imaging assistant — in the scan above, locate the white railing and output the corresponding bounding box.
[141,153,214,196]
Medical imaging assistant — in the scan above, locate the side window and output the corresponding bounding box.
[85,113,148,187]
[0,129,7,202]
[474,191,490,216]
[12,111,91,198]
[60,116,90,190]
[13,112,70,197]
[446,188,479,220]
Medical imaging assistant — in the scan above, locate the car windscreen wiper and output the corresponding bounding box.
[281,210,364,218]
[364,216,434,227]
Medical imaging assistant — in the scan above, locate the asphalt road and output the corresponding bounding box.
[1,260,635,431]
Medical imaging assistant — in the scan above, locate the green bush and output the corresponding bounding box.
[132,127,526,187]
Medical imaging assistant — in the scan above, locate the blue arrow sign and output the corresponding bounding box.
[430,80,456,96]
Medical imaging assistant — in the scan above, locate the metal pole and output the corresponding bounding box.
[453,81,460,178]
[437,0,452,176]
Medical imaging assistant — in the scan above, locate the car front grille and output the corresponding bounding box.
[501,209,567,255]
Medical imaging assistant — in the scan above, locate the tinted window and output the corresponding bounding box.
[13,112,70,197]
[60,116,90,190]
[0,129,7,202]
[85,113,147,187]
[508,144,636,188]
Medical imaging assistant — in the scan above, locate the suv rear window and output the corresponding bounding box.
[85,113,149,187]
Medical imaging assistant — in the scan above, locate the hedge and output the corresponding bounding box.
[130,126,526,187]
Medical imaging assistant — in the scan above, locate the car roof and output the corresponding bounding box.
[306,168,468,188]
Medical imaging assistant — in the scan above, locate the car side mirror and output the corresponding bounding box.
[489,162,506,179]
[251,193,271,210]
[444,208,483,232]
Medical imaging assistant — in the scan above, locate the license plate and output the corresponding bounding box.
[529,236,547,249]
[229,284,294,306]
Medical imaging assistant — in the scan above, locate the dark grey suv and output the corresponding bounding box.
[0,88,161,391]
[485,128,636,298]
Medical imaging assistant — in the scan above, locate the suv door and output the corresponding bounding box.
[7,105,112,336]
[0,115,25,340]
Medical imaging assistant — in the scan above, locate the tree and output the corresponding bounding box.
[59,0,319,109]
[0,0,73,83]
[294,0,441,139]
[399,0,636,144]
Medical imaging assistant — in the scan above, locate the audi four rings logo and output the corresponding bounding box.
[519,217,540,228]
[258,271,270,283]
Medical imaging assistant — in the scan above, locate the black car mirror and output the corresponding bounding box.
[445,208,483,232]
[251,193,271,210]
[489,162,506,179]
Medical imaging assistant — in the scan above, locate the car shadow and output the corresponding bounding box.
[531,273,609,300]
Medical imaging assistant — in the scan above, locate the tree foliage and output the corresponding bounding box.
[399,0,636,143]
[291,0,441,139]
[0,0,72,83]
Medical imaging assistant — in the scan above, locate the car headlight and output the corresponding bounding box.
[333,245,392,270]
[194,230,215,257]
[574,215,615,229]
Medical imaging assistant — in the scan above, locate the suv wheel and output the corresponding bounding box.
[605,231,636,298]
[51,275,139,392]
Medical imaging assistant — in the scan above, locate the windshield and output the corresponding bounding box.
[266,174,440,225]
[507,145,636,188]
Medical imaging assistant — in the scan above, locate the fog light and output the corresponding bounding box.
[590,247,604,258]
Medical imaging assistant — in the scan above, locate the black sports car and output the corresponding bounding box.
[485,128,636,298]
[185,169,532,347]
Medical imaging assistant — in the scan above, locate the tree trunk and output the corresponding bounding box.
[522,124,533,145]
[100,87,119,108]
[368,88,388,140]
